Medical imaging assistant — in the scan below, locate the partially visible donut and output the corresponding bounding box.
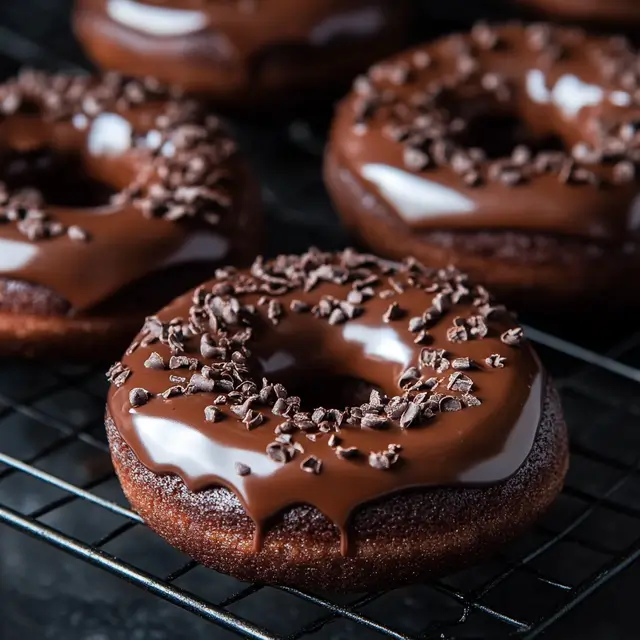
[106,248,568,591]
[516,0,640,27]
[325,24,640,311]
[73,0,411,109]
[0,71,260,358]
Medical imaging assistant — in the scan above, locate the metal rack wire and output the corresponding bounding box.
[1,2,640,638]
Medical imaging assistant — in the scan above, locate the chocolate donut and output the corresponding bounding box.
[0,71,260,358]
[516,0,640,27]
[106,249,568,591]
[73,0,411,109]
[325,24,640,311]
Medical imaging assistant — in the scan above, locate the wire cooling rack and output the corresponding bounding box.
[2,1,640,639]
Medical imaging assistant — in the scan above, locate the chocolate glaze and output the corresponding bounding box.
[0,72,248,314]
[517,0,640,24]
[330,24,640,243]
[107,250,543,554]
[74,0,410,103]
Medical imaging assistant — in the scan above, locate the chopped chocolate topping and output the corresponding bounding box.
[446,323,468,343]
[266,442,292,464]
[399,402,421,428]
[290,299,310,313]
[613,161,635,184]
[452,357,472,370]
[368,446,401,470]
[107,362,131,387]
[144,352,165,370]
[382,302,404,322]
[408,316,425,332]
[420,348,450,373]
[403,146,430,171]
[300,455,323,474]
[472,22,500,50]
[129,387,151,408]
[501,327,525,346]
[486,353,507,368]
[243,410,264,430]
[267,300,284,325]
[439,396,463,412]
[204,405,223,422]
[447,372,474,393]
[328,308,347,325]
[161,385,185,399]
[67,225,90,242]
[169,355,198,370]
[235,462,251,477]
[398,366,421,388]
[361,414,389,430]
[462,393,482,407]
[336,446,359,460]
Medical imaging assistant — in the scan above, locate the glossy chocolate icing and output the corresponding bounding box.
[74,0,410,100]
[517,0,640,24]
[107,250,543,554]
[330,24,640,242]
[0,72,245,313]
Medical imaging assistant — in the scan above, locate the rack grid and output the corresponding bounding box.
[1,2,640,638]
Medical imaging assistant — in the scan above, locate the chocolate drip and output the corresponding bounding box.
[107,250,543,554]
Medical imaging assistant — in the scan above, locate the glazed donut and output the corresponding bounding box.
[0,71,260,358]
[325,24,640,311]
[515,0,640,26]
[73,0,411,109]
[106,248,568,591]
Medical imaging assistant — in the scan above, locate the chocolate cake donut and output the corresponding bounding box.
[325,24,640,310]
[0,70,260,358]
[106,248,568,591]
[73,0,411,109]
[516,0,640,27]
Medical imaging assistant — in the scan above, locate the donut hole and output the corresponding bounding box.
[1,147,116,207]
[285,374,384,411]
[454,112,568,159]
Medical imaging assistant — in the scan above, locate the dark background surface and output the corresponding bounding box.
[1,1,640,639]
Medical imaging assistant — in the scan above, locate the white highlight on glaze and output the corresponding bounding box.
[342,324,413,366]
[525,69,550,104]
[0,238,38,271]
[107,0,208,37]
[310,6,384,46]
[160,233,229,269]
[87,112,132,156]
[526,69,631,117]
[145,129,163,151]
[362,163,475,223]
[610,91,632,107]
[459,374,543,483]
[132,414,276,481]
[628,194,640,231]
[259,351,297,375]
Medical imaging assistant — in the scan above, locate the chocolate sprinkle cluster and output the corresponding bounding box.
[109,249,525,477]
[0,185,89,242]
[0,70,236,241]
[0,70,171,121]
[114,102,237,226]
[351,23,640,189]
